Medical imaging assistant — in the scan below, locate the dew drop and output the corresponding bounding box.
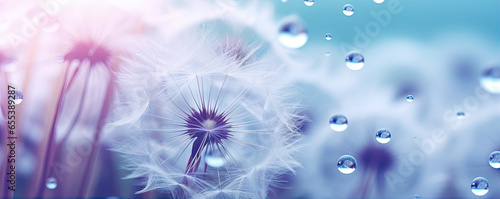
[337,155,357,174]
[375,129,391,144]
[46,177,57,189]
[345,52,364,70]
[325,52,331,57]
[489,151,500,169]
[470,177,489,196]
[457,111,465,119]
[325,33,333,41]
[343,4,354,16]
[406,95,414,102]
[479,67,500,94]
[304,0,314,6]
[56,56,65,63]
[205,146,225,168]
[12,90,23,105]
[281,0,287,2]
[329,115,348,132]
[413,194,421,199]
[278,22,308,49]
[374,0,385,3]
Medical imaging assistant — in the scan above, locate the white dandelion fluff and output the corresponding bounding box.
[111,18,303,199]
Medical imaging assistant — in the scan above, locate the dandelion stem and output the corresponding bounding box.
[56,66,91,149]
[76,67,115,198]
[36,61,78,197]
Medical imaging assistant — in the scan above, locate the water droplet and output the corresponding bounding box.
[56,56,65,63]
[45,177,57,189]
[374,0,385,3]
[343,4,354,16]
[345,52,364,70]
[337,155,357,174]
[489,151,500,169]
[325,33,333,40]
[281,0,287,2]
[205,146,225,168]
[375,129,391,144]
[406,95,414,102]
[457,111,465,119]
[304,0,314,6]
[12,90,23,105]
[278,22,308,49]
[329,115,348,132]
[479,67,500,94]
[325,52,331,56]
[470,177,489,196]
[413,194,421,199]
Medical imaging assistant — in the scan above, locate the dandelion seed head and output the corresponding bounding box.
[185,107,231,143]
[64,41,112,67]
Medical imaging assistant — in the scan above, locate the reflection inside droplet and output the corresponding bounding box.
[345,52,364,70]
[470,177,489,196]
[343,4,354,16]
[278,22,308,49]
[337,155,357,174]
[46,177,57,189]
[329,115,348,132]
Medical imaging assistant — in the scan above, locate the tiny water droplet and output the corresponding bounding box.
[489,151,500,169]
[479,67,500,94]
[281,0,287,2]
[343,4,354,16]
[12,90,23,105]
[329,115,348,132]
[413,194,421,199]
[205,146,225,168]
[406,95,414,102]
[345,52,364,70]
[304,0,314,6]
[337,155,357,174]
[56,56,64,63]
[457,111,465,119]
[278,22,308,49]
[470,177,489,196]
[375,129,391,144]
[46,177,57,189]
[325,33,333,40]
[374,0,385,3]
[325,52,331,56]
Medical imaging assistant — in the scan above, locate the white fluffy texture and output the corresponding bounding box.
[111,21,303,198]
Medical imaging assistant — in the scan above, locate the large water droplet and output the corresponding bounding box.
[374,0,385,3]
[325,33,333,41]
[46,177,57,189]
[345,52,364,70]
[343,4,354,16]
[470,177,489,196]
[337,155,357,174]
[480,67,500,94]
[375,129,391,144]
[12,90,23,105]
[278,22,308,49]
[304,0,314,6]
[205,146,225,168]
[406,95,414,102]
[329,115,348,132]
[457,111,465,119]
[489,151,500,169]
